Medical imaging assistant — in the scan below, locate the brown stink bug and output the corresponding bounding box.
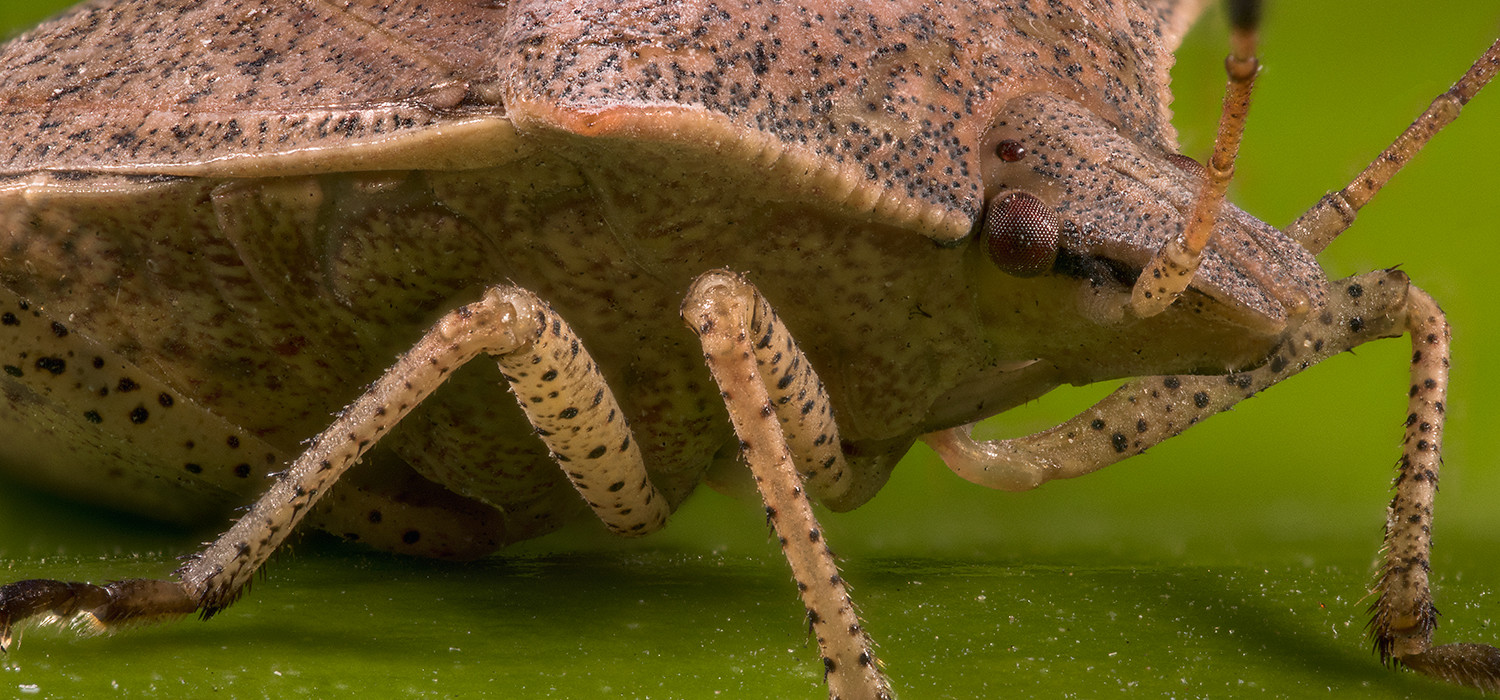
[0,1,1497,697]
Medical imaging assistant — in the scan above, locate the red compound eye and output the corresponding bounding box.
[996,139,1027,162]
[983,191,1060,278]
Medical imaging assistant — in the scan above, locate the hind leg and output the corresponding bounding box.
[0,286,668,643]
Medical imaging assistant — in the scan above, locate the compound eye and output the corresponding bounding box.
[982,191,1060,278]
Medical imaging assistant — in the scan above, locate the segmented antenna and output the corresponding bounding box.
[1130,0,1261,317]
[1286,37,1500,254]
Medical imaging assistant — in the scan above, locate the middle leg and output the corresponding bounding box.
[683,270,892,700]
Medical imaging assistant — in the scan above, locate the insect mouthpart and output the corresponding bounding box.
[1051,244,1141,291]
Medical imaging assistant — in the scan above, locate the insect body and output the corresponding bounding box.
[0,0,1496,697]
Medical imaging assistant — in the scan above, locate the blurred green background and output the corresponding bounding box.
[0,1,1496,698]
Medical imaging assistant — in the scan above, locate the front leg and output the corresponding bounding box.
[928,271,1414,490]
[0,286,668,641]
[925,269,1500,691]
[682,271,892,700]
[1372,287,1500,689]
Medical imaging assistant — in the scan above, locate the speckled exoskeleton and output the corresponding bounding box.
[0,0,1496,697]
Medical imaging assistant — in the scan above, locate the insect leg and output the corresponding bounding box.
[929,270,1500,691]
[0,286,668,642]
[710,273,864,509]
[682,270,892,700]
[1370,286,1500,690]
[926,270,1409,490]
